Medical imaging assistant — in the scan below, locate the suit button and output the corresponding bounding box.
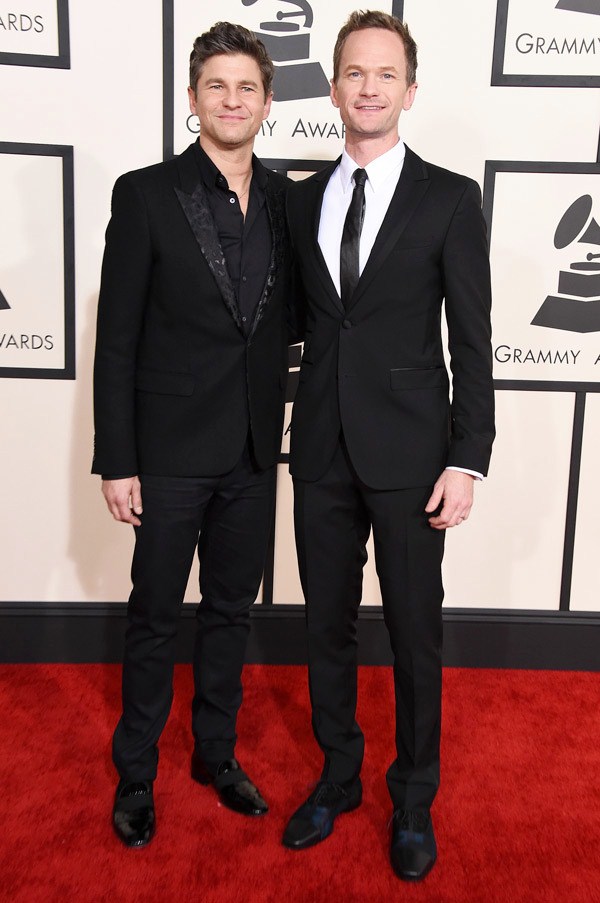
[342,319,352,329]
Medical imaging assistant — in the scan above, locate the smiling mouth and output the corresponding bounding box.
[356,105,384,111]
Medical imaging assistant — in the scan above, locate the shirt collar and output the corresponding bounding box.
[193,139,267,192]
[339,139,406,194]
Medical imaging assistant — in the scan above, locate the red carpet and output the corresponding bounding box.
[0,664,598,902]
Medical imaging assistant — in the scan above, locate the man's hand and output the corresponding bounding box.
[425,470,474,531]
[102,477,143,526]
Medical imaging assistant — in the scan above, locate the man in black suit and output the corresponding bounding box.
[282,11,495,881]
[93,22,296,848]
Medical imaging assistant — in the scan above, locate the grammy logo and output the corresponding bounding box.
[532,194,600,333]
[242,0,330,101]
[555,0,600,16]
[0,289,10,311]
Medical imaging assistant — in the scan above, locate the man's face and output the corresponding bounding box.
[188,53,272,152]
[331,29,417,143]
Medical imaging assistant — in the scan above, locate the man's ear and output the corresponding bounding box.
[403,82,418,112]
[330,79,339,109]
[263,91,273,120]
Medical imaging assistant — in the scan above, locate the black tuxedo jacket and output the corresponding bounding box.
[287,146,495,490]
[92,143,294,477]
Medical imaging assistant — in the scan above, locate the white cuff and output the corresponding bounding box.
[445,466,484,481]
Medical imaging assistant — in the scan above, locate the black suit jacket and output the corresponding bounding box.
[92,143,295,477]
[287,146,495,490]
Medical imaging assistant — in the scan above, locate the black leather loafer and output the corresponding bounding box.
[113,779,155,848]
[282,779,362,850]
[191,754,268,816]
[390,808,437,881]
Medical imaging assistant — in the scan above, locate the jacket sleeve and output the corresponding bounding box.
[92,173,152,475]
[442,179,495,475]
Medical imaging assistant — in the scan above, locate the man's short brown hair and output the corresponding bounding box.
[332,10,418,86]
[189,21,274,98]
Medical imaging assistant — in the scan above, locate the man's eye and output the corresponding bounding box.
[209,84,222,90]
[348,71,362,79]
[241,86,255,92]
[381,73,394,80]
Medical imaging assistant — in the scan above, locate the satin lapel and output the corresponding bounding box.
[249,171,285,339]
[174,145,241,331]
[304,161,344,315]
[347,148,430,314]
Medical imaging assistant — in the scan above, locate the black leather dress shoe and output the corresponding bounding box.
[282,779,362,850]
[113,780,155,848]
[191,754,268,816]
[390,809,437,881]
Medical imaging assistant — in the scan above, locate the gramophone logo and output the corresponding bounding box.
[242,0,329,100]
[532,195,600,333]
[555,0,600,14]
[0,289,10,310]
[170,0,404,156]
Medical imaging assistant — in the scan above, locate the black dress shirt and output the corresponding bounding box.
[193,141,272,336]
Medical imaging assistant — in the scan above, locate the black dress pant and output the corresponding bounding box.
[293,439,445,810]
[113,443,275,781]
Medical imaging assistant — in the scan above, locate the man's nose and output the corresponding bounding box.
[360,74,379,96]
[222,90,241,107]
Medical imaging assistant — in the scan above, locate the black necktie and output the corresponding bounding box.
[340,168,367,309]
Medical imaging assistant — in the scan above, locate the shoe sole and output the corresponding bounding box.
[112,818,156,849]
[222,802,268,817]
[282,795,362,851]
[391,856,436,882]
[114,833,155,849]
[191,763,268,816]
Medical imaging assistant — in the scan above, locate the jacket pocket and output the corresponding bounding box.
[135,368,194,396]
[390,366,448,391]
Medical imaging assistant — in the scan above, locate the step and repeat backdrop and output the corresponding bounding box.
[0,0,598,616]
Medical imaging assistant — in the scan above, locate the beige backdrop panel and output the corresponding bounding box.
[0,1,598,612]
[442,391,573,610]
[0,0,163,601]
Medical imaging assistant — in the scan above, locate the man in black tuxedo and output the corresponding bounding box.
[282,11,495,881]
[93,22,296,847]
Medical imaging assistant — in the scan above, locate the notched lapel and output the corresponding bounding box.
[347,149,430,313]
[303,164,344,315]
[174,181,242,331]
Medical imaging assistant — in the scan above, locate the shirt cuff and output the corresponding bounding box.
[101,474,137,481]
[445,466,484,481]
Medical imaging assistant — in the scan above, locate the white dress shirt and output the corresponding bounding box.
[318,140,406,293]
[317,138,482,481]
